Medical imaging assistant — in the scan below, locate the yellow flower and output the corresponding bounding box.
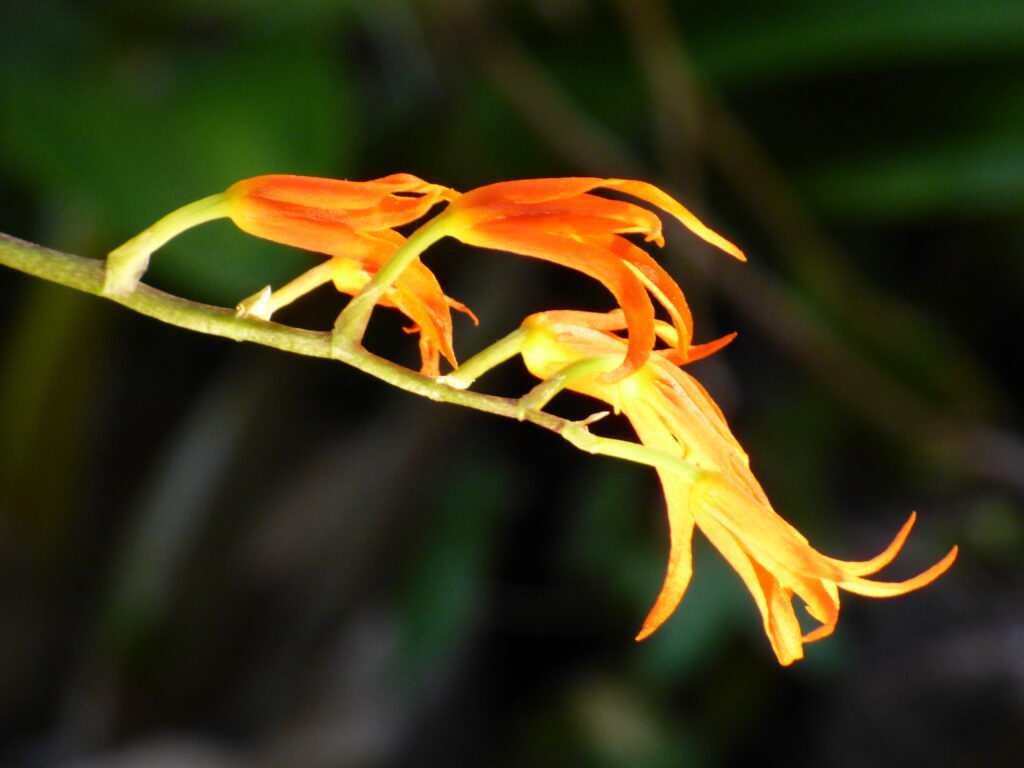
[438,178,744,381]
[226,174,474,376]
[519,310,957,665]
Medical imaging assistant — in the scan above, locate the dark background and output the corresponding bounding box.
[1,1,1021,766]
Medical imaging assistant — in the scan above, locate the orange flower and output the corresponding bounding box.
[227,174,474,376]
[439,178,744,382]
[519,310,957,665]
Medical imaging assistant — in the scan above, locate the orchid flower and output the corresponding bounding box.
[104,174,474,376]
[434,178,745,382]
[517,309,957,665]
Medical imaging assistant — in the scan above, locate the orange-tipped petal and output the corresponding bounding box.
[636,478,697,641]
[662,332,737,366]
[827,511,919,577]
[595,234,694,355]
[390,258,464,372]
[840,546,958,598]
[601,179,746,261]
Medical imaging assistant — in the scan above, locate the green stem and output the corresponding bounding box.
[516,355,622,415]
[103,193,230,298]
[438,327,528,390]
[332,216,451,351]
[1,231,707,485]
[562,422,702,481]
[236,260,337,320]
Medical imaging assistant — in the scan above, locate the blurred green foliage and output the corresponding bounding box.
[1,0,1021,766]
[0,1,357,302]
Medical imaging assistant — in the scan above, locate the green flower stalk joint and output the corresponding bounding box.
[95,173,956,665]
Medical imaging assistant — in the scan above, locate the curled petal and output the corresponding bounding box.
[594,234,694,354]
[663,332,738,366]
[839,546,958,597]
[824,512,922,577]
[636,478,696,641]
[600,179,746,260]
[389,258,470,374]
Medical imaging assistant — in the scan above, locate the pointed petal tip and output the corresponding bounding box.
[635,597,674,642]
[634,623,657,642]
[727,242,748,262]
[843,542,958,598]
[901,543,958,591]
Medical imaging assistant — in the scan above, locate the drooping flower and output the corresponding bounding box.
[225,174,474,375]
[519,309,957,665]
[437,178,745,382]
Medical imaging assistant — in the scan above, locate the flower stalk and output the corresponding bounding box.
[0,231,701,482]
[331,215,453,351]
[102,194,230,298]
[438,327,529,390]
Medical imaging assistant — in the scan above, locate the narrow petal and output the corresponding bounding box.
[601,179,746,261]
[228,215,384,260]
[760,573,806,665]
[839,546,958,597]
[826,512,918,577]
[594,234,694,355]
[695,508,806,663]
[321,189,448,231]
[696,477,846,583]
[636,476,696,640]
[229,175,395,209]
[662,333,737,366]
[389,257,464,371]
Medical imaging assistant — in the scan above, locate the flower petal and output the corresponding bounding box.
[825,511,918,577]
[600,179,746,261]
[636,474,697,641]
[457,196,664,241]
[839,545,958,598]
[452,177,744,260]
[592,234,694,355]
